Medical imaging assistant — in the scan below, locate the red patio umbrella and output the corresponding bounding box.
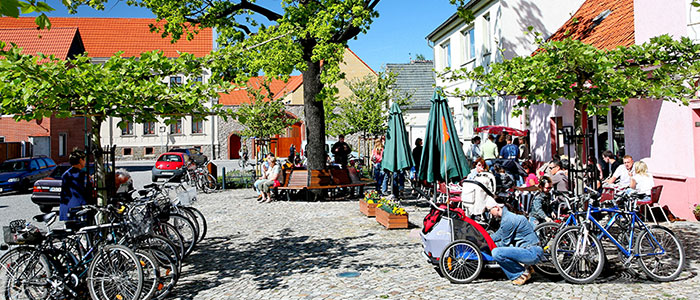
[474,125,528,137]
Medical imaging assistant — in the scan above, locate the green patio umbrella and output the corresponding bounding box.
[381,102,414,172]
[418,88,470,183]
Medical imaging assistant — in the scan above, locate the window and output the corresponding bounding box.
[123,148,132,156]
[121,121,133,135]
[42,157,55,167]
[441,41,451,69]
[29,159,39,171]
[487,99,495,125]
[483,14,491,54]
[463,27,475,60]
[145,147,154,156]
[472,105,479,129]
[192,119,204,134]
[143,122,156,135]
[58,133,67,156]
[170,119,183,134]
[169,76,182,87]
[194,76,203,83]
[0,136,5,142]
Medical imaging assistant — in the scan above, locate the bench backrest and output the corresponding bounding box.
[309,169,333,187]
[330,169,352,185]
[285,170,309,187]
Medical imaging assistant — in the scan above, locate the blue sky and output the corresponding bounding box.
[34,0,457,72]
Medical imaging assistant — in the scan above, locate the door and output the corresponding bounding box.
[229,134,241,159]
[29,136,50,157]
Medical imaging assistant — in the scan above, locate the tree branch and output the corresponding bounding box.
[191,0,282,24]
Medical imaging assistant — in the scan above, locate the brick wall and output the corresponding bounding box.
[50,117,89,164]
[0,118,51,141]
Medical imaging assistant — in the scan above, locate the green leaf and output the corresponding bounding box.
[0,0,21,17]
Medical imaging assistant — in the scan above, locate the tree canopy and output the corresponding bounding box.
[440,33,700,118]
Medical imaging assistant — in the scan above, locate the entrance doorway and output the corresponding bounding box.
[587,105,625,177]
[229,134,241,159]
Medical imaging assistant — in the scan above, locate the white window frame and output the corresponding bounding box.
[462,26,476,61]
[441,41,451,69]
[58,133,67,157]
[482,13,491,55]
[0,136,5,142]
[121,121,133,136]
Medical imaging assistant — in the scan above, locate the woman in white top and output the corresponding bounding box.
[260,156,283,203]
[630,161,654,197]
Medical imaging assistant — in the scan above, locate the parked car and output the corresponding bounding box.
[152,152,189,182]
[31,163,114,213]
[169,148,207,166]
[0,156,56,193]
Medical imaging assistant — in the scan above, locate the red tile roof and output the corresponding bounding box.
[0,27,81,60]
[0,17,212,57]
[548,0,635,50]
[219,75,303,106]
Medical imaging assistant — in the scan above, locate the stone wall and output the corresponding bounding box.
[113,144,213,161]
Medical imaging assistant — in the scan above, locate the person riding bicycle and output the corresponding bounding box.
[486,197,543,285]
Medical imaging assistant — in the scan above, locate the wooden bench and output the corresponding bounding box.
[276,168,376,201]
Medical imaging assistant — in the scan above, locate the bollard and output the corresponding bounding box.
[222,167,226,190]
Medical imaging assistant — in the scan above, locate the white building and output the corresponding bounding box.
[426,0,584,154]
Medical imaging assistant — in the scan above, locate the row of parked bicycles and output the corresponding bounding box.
[420,171,685,285]
[0,179,207,300]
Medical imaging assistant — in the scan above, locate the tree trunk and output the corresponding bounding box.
[301,45,326,200]
[90,116,107,209]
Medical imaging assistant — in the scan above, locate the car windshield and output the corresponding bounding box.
[158,154,182,162]
[49,165,72,178]
[170,149,187,154]
[0,161,29,172]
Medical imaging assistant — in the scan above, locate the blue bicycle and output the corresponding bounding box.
[549,191,685,284]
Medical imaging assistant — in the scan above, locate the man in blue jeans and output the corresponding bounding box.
[486,198,543,285]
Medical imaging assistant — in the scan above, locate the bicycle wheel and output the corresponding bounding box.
[439,240,483,284]
[636,225,685,281]
[146,248,178,300]
[153,222,186,260]
[551,226,605,284]
[135,235,182,273]
[171,206,200,243]
[184,207,207,243]
[168,214,197,257]
[199,174,217,193]
[1,247,50,300]
[87,245,143,300]
[134,249,159,300]
[533,222,561,277]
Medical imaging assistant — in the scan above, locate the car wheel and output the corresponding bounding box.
[39,206,52,213]
[21,179,31,193]
[152,175,158,182]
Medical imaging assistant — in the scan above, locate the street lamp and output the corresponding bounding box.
[160,126,167,152]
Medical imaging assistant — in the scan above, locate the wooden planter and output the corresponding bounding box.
[359,199,377,217]
[375,208,409,229]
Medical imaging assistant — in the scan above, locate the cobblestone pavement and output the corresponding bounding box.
[173,189,700,300]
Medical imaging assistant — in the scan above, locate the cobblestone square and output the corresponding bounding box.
[171,188,700,300]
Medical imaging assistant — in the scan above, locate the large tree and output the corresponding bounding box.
[0,43,228,204]
[441,33,700,166]
[59,0,380,178]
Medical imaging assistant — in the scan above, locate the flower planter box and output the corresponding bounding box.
[375,208,409,229]
[359,199,377,217]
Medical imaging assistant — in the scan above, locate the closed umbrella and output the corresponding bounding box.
[419,88,470,183]
[381,103,414,173]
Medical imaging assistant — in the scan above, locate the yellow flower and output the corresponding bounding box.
[367,200,374,204]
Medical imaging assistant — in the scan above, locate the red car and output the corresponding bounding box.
[152,152,189,182]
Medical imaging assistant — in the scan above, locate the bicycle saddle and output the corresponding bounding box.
[33,212,56,223]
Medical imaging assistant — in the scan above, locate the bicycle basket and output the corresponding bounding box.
[3,220,43,245]
[127,205,153,237]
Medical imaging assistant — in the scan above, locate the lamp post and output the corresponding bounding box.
[160,125,167,153]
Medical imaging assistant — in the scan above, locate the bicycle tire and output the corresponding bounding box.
[551,226,605,284]
[135,235,182,273]
[1,246,50,300]
[153,222,186,261]
[87,245,143,300]
[200,174,218,193]
[636,225,685,282]
[439,240,483,284]
[146,248,179,300]
[171,206,200,243]
[184,207,207,243]
[168,214,197,257]
[533,222,561,277]
[134,249,160,300]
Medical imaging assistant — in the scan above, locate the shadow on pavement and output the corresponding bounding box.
[172,228,414,298]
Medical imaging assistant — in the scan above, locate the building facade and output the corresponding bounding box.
[426,0,585,154]
[385,60,435,145]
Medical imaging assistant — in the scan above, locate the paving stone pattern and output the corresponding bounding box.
[174,189,700,300]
